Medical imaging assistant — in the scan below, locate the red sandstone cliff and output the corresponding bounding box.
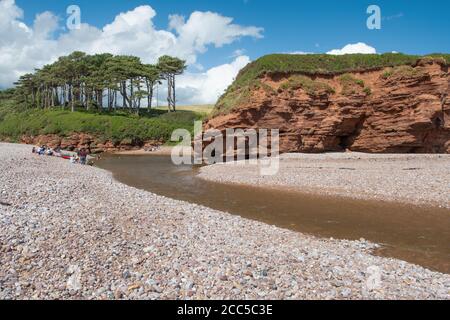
[205,58,450,153]
[20,133,162,153]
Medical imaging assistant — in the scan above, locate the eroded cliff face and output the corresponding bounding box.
[205,59,450,153]
[19,133,162,153]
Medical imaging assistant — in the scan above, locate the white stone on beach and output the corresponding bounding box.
[0,143,448,300]
[66,265,82,291]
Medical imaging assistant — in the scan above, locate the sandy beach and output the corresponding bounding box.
[0,143,449,300]
[199,153,450,209]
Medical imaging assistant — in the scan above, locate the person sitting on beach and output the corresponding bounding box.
[46,148,53,156]
[37,146,45,155]
[78,148,88,165]
[32,147,36,154]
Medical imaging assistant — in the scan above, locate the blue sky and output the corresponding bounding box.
[16,0,450,66]
[15,0,450,68]
[2,0,449,104]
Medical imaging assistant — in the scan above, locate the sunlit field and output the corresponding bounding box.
[155,105,214,115]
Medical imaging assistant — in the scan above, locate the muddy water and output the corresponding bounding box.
[96,154,450,274]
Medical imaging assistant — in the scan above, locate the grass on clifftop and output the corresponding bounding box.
[280,75,335,95]
[0,102,204,144]
[213,53,450,116]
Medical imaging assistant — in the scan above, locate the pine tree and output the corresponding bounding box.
[157,55,187,112]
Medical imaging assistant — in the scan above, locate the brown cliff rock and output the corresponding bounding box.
[205,59,449,153]
[20,133,162,153]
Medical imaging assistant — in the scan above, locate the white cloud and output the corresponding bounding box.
[175,55,251,105]
[33,11,59,38]
[0,0,262,103]
[327,42,377,55]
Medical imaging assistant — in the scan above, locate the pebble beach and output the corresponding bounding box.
[0,143,449,300]
[199,153,450,209]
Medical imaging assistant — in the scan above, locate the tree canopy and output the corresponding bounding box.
[13,51,187,115]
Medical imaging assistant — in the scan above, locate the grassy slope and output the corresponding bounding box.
[214,53,450,116]
[0,103,205,144]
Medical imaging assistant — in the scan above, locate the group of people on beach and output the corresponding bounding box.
[32,145,61,157]
[32,145,90,165]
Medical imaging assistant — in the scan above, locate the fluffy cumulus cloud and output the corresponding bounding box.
[176,55,251,105]
[0,0,263,104]
[327,42,377,55]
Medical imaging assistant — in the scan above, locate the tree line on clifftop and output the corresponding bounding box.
[13,52,187,114]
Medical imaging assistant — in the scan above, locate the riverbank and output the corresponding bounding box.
[198,153,450,209]
[0,143,449,299]
[112,146,176,156]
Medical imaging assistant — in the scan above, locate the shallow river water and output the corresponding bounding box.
[96,154,450,274]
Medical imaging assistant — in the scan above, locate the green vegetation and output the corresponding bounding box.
[425,54,450,64]
[13,51,186,113]
[339,74,365,87]
[214,53,449,115]
[338,73,371,96]
[157,55,188,112]
[363,87,372,96]
[0,102,203,143]
[214,86,253,117]
[250,80,276,93]
[229,53,430,88]
[0,51,194,145]
[381,65,427,80]
[280,75,335,95]
[381,70,393,79]
[0,86,208,144]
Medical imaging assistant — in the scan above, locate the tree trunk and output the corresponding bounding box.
[173,75,176,112]
[167,75,176,112]
[62,85,66,109]
[51,87,55,107]
[167,77,172,112]
[99,89,103,109]
[130,78,134,110]
[70,85,75,112]
[107,88,111,111]
[146,80,153,111]
[121,81,130,109]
